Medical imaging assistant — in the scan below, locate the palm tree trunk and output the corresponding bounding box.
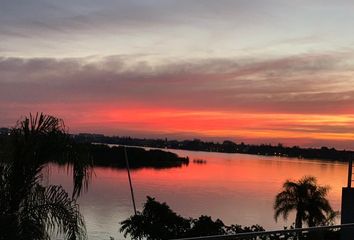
[295,211,304,240]
[295,211,303,228]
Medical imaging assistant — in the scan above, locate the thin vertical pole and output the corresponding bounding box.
[347,159,352,188]
[124,146,137,215]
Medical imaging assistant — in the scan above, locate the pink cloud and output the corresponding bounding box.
[1,53,354,149]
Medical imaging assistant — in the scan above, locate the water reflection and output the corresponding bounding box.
[48,149,347,240]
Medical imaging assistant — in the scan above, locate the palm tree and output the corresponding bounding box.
[274,176,336,228]
[0,113,90,240]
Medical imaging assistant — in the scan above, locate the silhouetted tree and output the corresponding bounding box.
[0,113,89,240]
[274,176,336,229]
[188,215,225,237]
[120,196,190,239]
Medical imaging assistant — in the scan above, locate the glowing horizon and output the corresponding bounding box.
[1,0,354,149]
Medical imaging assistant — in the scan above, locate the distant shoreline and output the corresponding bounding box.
[101,143,344,164]
[2,128,352,162]
[73,133,354,163]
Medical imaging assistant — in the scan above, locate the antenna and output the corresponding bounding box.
[124,146,137,215]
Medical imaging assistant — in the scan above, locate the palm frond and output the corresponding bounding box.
[23,184,86,240]
[1,113,88,239]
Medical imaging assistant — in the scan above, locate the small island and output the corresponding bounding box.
[85,144,189,169]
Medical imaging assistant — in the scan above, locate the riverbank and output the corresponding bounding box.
[73,134,354,162]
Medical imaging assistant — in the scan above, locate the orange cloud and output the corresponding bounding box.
[1,55,354,149]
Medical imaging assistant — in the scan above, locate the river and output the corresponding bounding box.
[48,148,347,240]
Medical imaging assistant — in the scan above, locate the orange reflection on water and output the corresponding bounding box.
[49,149,348,240]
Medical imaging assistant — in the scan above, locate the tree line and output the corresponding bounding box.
[72,134,354,162]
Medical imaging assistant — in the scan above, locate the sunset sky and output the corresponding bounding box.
[1,0,354,149]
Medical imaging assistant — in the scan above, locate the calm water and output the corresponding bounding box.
[48,148,347,240]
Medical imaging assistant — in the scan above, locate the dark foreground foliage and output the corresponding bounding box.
[120,196,265,240]
[0,113,88,240]
[121,194,340,240]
